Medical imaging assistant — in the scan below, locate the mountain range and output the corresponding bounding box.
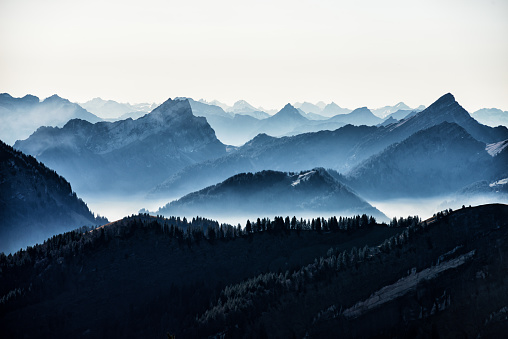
[151,93,508,199]
[14,98,227,194]
[472,108,508,128]
[79,97,158,120]
[0,140,107,254]
[2,85,508,338]
[295,101,351,117]
[344,122,499,199]
[187,100,398,146]
[0,93,102,145]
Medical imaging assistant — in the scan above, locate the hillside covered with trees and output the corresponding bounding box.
[1,204,507,338]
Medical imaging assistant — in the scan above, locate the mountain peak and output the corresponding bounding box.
[434,93,456,105]
[273,103,305,119]
[150,98,193,119]
[44,94,64,102]
[231,100,259,114]
[349,107,375,116]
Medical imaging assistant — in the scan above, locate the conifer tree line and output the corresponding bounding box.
[1,212,415,270]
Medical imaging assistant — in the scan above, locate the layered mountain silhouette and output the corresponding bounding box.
[252,104,309,137]
[79,97,158,120]
[0,140,107,254]
[383,108,421,121]
[345,122,495,198]
[0,93,102,145]
[472,108,508,128]
[348,93,508,163]
[157,168,386,220]
[371,102,412,118]
[14,99,227,194]
[295,101,350,115]
[149,125,377,197]
[152,93,508,198]
[321,102,353,117]
[327,107,383,126]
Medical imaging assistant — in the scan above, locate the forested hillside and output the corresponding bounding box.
[1,204,507,338]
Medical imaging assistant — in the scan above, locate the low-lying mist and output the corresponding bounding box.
[81,193,508,230]
[79,193,177,222]
[371,194,508,220]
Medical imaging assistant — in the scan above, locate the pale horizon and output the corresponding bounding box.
[1,0,507,113]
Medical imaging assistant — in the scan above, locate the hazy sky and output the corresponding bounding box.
[1,0,507,112]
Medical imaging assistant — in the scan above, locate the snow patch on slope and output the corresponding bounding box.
[486,139,508,157]
[490,178,508,188]
[291,170,316,186]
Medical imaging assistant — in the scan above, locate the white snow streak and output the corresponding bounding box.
[486,139,508,157]
[291,170,316,186]
[489,178,508,188]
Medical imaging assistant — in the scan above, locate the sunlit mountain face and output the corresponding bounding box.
[1,92,508,338]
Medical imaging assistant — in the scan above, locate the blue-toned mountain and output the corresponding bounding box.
[0,93,102,144]
[14,99,227,194]
[157,168,386,221]
[0,140,107,253]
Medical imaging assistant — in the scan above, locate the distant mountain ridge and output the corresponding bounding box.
[79,97,158,120]
[0,140,107,254]
[345,122,495,198]
[371,102,412,118]
[151,93,508,198]
[328,107,383,126]
[14,98,227,194]
[472,108,508,128]
[0,93,102,145]
[295,101,352,117]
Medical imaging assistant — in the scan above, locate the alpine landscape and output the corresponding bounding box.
[1,0,508,338]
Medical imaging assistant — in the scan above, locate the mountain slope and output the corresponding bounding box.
[350,93,508,162]
[204,114,262,146]
[0,212,401,338]
[157,168,386,220]
[0,140,107,254]
[472,108,508,128]
[14,99,227,194]
[345,122,494,198]
[372,102,412,118]
[253,103,310,137]
[79,97,157,120]
[195,204,508,338]
[328,107,383,126]
[150,125,377,197]
[0,93,102,144]
[296,101,324,114]
[3,204,506,338]
[321,102,352,116]
[384,108,421,121]
[182,97,233,119]
[391,93,508,144]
